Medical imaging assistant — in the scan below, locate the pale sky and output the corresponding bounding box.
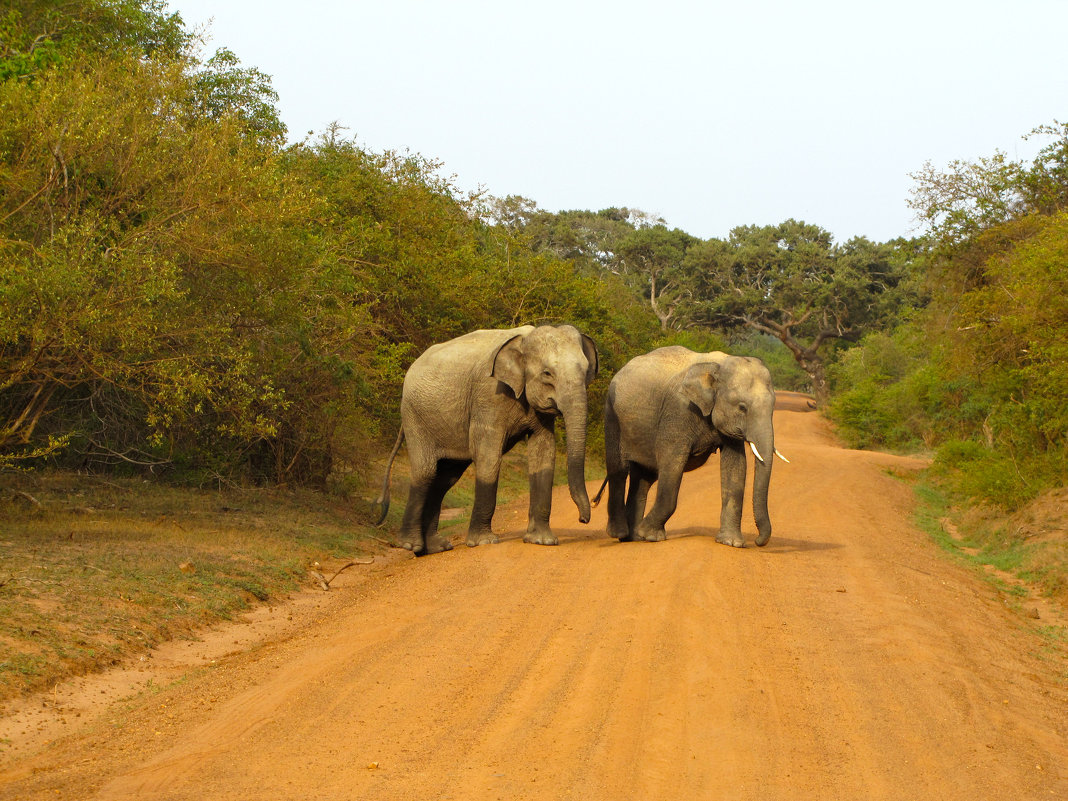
[166,0,1068,244]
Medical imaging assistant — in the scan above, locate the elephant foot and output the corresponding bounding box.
[466,531,499,547]
[607,520,632,541]
[716,531,746,548]
[398,537,425,555]
[524,526,559,546]
[635,522,666,542]
[423,536,454,555]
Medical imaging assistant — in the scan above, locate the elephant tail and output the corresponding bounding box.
[374,428,405,526]
[590,475,609,508]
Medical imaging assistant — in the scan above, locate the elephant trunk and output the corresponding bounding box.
[561,398,592,524]
[749,426,774,546]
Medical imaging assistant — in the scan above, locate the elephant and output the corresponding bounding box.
[376,324,599,555]
[596,346,786,547]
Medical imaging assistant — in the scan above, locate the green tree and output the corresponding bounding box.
[1,0,190,80]
[0,2,661,487]
[908,121,1068,248]
[0,6,308,478]
[516,205,659,272]
[189,48,286,144]
[684,220,920,405]
[614,225,699,331]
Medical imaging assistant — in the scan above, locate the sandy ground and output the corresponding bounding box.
[1,394,1066,800]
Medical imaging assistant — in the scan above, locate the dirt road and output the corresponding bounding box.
[2,395,1066,800]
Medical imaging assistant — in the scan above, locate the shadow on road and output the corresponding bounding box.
[524,527,845,554]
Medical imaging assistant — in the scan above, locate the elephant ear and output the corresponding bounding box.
[678,362,720,417]
[581,334,599,384]
[491,334,526,398]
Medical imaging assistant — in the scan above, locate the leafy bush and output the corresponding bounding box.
[826,327,940,451]
[929,439,1033,509]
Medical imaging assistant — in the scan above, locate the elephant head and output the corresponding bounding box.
[491,325,599,522]
[680,356,777,545]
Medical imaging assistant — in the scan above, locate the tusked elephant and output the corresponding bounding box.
[376,325,599,555]
[595,346,787,547]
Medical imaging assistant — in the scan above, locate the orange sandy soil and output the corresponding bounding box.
[2,393,1066,800]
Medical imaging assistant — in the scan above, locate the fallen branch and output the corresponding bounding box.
[310,558,373,590]
[14,490,41,508]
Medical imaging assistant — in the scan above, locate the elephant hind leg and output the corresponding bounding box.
[423,459,470,554]
[400,458,469,556]
[623,465,655,542]
[605,462,631,541]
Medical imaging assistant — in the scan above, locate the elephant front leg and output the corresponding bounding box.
[717,439,747,547]
[524,424,558,546]
[605,465,631,541]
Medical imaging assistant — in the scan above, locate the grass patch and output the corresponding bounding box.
[914,480,1068,611]
[0,472,375,701]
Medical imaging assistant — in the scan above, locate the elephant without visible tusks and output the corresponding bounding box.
[596,346,786,547]
[376,325,599,556]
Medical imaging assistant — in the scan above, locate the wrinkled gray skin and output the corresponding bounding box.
[601,346,776,547]
[376,325,598,556]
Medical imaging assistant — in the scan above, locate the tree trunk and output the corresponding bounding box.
[798,352,829,407]
[648,271,674,332]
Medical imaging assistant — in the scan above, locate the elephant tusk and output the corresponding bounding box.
[775,449,790,464]
[749,441,765,463]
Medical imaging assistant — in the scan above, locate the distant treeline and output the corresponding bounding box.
[2,1,1065,513]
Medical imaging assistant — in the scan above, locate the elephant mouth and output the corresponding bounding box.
[536,398,560,415]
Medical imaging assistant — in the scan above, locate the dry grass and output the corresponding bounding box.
[0,472,375,701]
[919,483,1068,608]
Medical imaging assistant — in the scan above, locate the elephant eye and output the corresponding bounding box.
[739,402,749,414]
[542,369,554,380]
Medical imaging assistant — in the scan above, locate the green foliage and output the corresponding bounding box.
[0,41,318,480]
[0,1,189,80]
[0,5,656,488]
[827,326,940,450]
[615,225,699,331]
[190,48,286,143]
[929,212,1068,506]
[929,440,1033,511]
[654,328,728,354]
[833,124,1068,512]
